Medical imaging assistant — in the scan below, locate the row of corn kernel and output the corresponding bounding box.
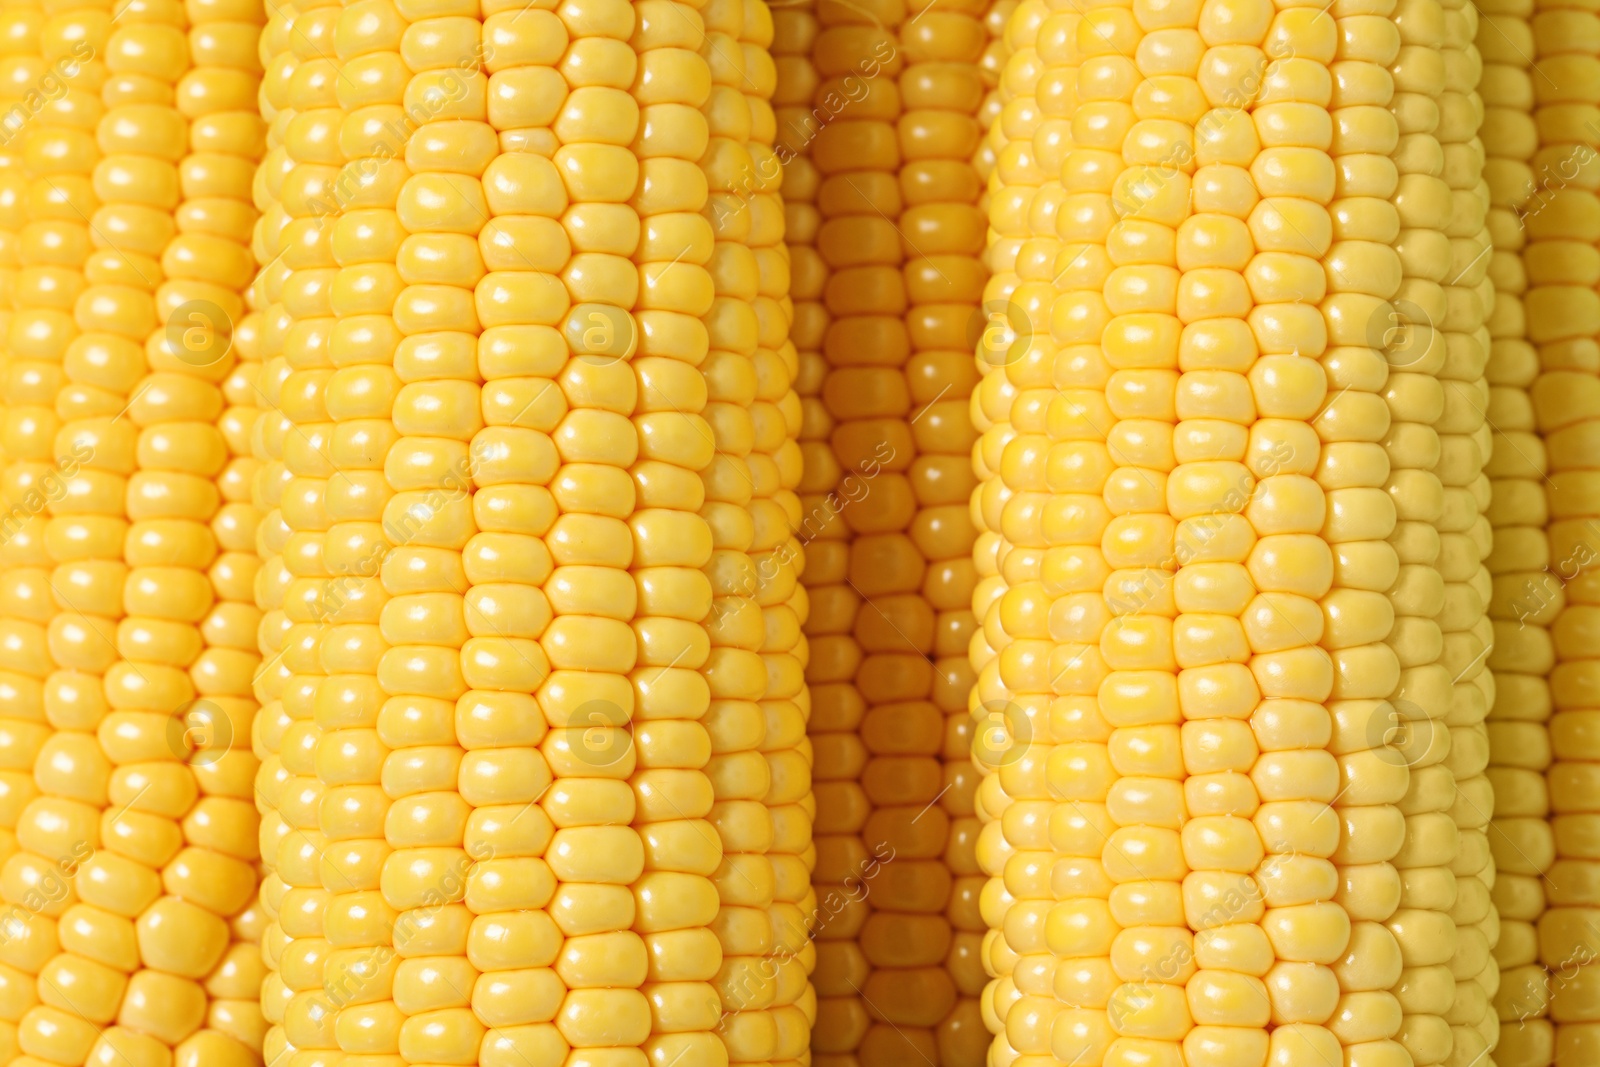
[452,0,641,1058]
[244,0,297,1058]
[1383,0,1467,1063]
[691,0,777,1062]
[1320,4,1414,1067]
[983,0,1076,1060]
[1170,1,1349,1063]
[1075,2,1196,1062]
[624,1,731,1063]
[1529,0,1600,1054]
[320,0,403,1057]
[628,0,735,1061]
[803,0,904,1057]
[23,0,187,1059]
[726,0,816,1058]
[1436,0,1501,1059]
[968,0,1040,1060]
[265,0,339,1060]
[0,2,51,1055]
[1478,0,1555,1057]
[387,0,531,1056]
[159,0,269,1057]
[698,0,783,1058]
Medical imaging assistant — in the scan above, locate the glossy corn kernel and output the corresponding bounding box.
[1527,0,1600,1057]
[799,0,990,1060]
[1480,0,1557,1061]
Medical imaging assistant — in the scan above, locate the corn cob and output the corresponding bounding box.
[0,2,53,1054]
[1479,0,1556,1059]
[1528,0,1600,1056]
[802,0,992,1058]
[245,0,297,1061]
[1435,0,1500,1061]
[969,0,1041,1060]
[802,0,907,1055]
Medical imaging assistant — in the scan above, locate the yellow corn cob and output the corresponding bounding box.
[0,2,52,1054]
[245,0,298,1062]
[799,0,992,1059]
[784,0,864,1058]
[969,1,1043,1061]
[964,0,1501,1063]
[237,0,818,1062]
[1435,0,1500,1062]
[798,1,907,1057]
[1528,0,1600,1057]
[1479,0,1556,1060]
